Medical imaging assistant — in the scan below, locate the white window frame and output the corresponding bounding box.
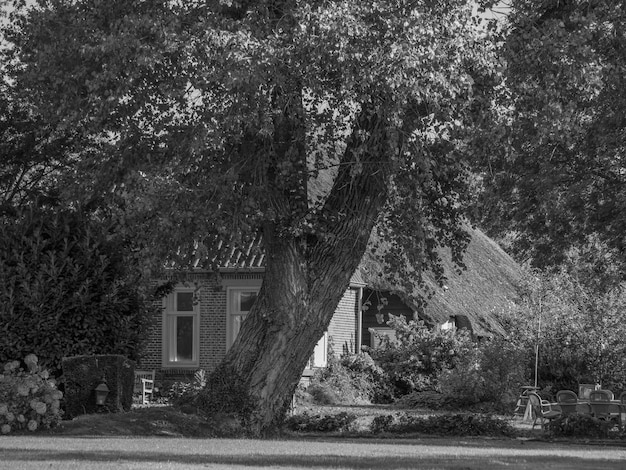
[369,327,397,348]
[308,331,328,369]
[162,287,200,368]
[225,282,262,351]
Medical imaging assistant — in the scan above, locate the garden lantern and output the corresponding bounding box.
[94,378,110,406]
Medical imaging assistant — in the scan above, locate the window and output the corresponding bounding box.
[369,327,397,348]
[163,289,199,367]
[225,284,329,367]
[306,332,328,369]
[226,288,259,350]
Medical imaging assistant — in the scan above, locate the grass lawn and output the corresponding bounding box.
[2,434,626,469]
[1,404,625,469]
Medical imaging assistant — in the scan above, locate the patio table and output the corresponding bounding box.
[550,402,593,414]
[551,401,624,426]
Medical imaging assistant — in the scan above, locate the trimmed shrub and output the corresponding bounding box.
[62,354,134,418]
[546,413,613,438]
[284,412,357,433]
[0,354,63,434]
[0,206,156,375]
[370,412,515,437]
[370,414,395,433]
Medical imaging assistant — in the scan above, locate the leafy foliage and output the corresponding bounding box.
[0,206,155,374]
[394,390,451,410]
[283,411,357,433]
[497,268,626,393]
[370,412,515,437]
[366,315,473,397]
[437,336,528,410]
[167,369,208,408]
[473,0,626,273]
[195,364,256,423]
[306,352,391,405]
[546,413,613,439]
[1,0,496,274]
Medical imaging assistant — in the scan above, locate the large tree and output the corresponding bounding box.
[2,0,497,433]
[473,0,626,276]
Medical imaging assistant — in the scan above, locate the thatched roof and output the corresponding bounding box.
[358,226,522,336]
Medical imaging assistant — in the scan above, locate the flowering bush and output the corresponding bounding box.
[366,316,473,397]
[0,354,63,434]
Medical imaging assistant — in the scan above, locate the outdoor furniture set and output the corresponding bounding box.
[527,388,626,430]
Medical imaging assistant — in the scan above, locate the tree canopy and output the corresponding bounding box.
[2,0,497,280]
[473,0,625,277]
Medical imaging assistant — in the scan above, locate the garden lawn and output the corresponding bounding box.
[2,435,626,470]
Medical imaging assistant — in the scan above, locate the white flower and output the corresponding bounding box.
[1,424,10,434]
[5,412,14,422]
[0,403,8,415]
[17,414,26,423]
[27,420,38,432]
[24,354,38,372]
[3,361,19,373]
[17,384,30,396]
[33,402,47,415]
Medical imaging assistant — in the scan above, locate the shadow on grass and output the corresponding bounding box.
[1,447,625,469]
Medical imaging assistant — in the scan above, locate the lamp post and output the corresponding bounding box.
[534,296,542,389]
[94,377,110,408]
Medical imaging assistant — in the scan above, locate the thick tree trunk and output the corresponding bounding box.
[219,235,363,434]
[213,231,382,434]
[204,104,395,435]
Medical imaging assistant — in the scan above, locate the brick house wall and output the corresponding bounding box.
[139,273,232,382]
[138,271,363,384]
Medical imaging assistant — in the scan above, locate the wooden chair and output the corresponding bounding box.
[556,390,580,416]
[528,392,561,430]
[134,370,155,405]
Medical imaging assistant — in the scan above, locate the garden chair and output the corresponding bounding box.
[589,390,614,402]
[556,390,581,416]
[589,400,613,420]
[527,392,561,430]
[134,370,155,405]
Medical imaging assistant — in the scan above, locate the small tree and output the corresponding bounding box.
[437,336,528,409]
[496,267,626,393]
